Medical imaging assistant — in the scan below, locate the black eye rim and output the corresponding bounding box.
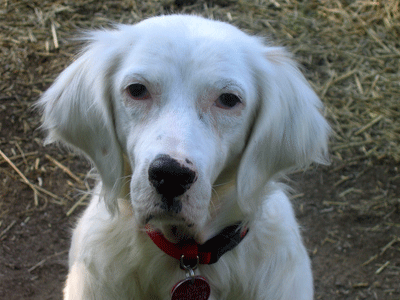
[127,83,150,100]
[216,93,242,109]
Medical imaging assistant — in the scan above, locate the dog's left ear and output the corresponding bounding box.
[238,47,330,209]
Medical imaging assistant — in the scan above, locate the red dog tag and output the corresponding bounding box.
[171,276,211,300]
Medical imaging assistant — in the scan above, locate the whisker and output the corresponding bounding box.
[212,179,235,188]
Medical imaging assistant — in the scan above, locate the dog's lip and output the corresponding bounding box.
[144,212,185,225]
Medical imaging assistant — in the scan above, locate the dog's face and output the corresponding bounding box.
[111,17,258,241]
[39,15,329,243]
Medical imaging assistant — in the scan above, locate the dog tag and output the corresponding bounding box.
[171,276,210,300]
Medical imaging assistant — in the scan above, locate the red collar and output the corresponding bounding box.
[146,223,248,267]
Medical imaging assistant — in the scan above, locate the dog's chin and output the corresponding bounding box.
[158,224,194,244]
[144,214,197,243]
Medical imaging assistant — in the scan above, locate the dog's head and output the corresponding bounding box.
[38,15,329,243]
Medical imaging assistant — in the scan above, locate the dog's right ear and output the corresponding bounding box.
[237,47,330,214]
[37,32,124,214]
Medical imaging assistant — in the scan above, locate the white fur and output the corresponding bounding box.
[38,15,329,300]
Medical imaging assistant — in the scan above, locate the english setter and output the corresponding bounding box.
[39,15,329,300]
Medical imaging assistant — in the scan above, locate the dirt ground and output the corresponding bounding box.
[1,1,399,299]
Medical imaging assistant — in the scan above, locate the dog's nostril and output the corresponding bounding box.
[148,154,196,199]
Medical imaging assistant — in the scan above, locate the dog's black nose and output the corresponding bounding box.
[148,154,196,200]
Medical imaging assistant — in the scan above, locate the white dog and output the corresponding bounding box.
[39,15,329,300]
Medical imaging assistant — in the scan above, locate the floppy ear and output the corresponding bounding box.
[37,33,124,215]
[238,47,330,210]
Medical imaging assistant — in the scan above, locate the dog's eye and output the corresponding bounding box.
[127,84,150,100]
[215,93,242,109]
